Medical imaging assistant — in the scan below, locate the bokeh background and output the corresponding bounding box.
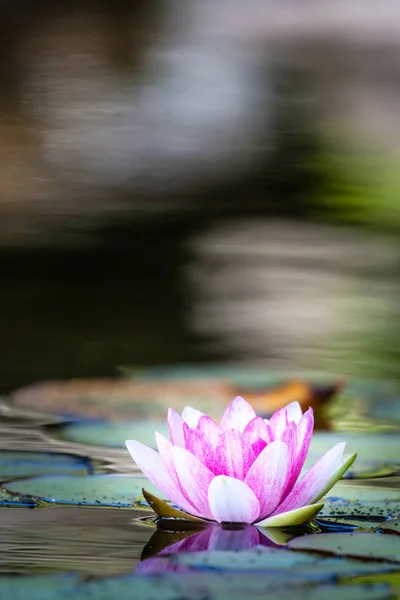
[2,0,400,393]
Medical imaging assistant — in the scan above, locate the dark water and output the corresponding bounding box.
[1,1,400,391]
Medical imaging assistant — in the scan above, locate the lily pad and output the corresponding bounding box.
[379,519,400,535]
[320,482,400,519]
[288,532,400,563]
[319,479,400,521]
[0,561,394,599]
[168,546,399,578]
[0,490,36,507]
[0,450,91,479]
[58,421,168,449]
[4,474,165,507]
[61,573,396,600]
[306,432,400,479]
[142,489,206,522]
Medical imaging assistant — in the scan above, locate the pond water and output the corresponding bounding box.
[0,368,399,599]
[1,1,400,598]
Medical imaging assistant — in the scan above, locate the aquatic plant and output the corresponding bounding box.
[126,397,356,526]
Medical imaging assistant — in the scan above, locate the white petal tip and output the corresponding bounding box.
[208,475,260,524]
[311,452,357,504]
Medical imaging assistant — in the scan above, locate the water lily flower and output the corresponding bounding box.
[126,397,356,527]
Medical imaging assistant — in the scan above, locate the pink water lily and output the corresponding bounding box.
[126,397,356,527]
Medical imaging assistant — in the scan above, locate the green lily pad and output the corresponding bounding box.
[0,565,394,599]
[4,474,165,507]
[0,489,36,507]
[306,433,400,479]
[62,574,396,600]
[275,583,394,600]
[379,519,400,535]
[320,482,400,519]
[58,421,168,449]
[0,450,91,479]
[288,532,400,563]
[142,489,206,522]
[171,547,399,578]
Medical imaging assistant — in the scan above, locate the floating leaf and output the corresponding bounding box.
[320,482,400,519]
[142,489,206,523]
[288,532,400,563]
[4,474,165,507]
[166,545,399,578]
[319,480,400,520]
[0,450,90,479]
[58,421,168,449]
[66,573,396,600]
[379,519,400,535]
[0,560,395,599]
[0,489,36,507]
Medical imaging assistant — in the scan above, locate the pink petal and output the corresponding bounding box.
[267,407,288,440]
[125,440,194,513]
[158,527,214,555]
[197,415,223,448]
[271,442,346,515]
[183,422,215,472]
[220,396,257,432]
[283,408,314,496]
[243,416,271,446]
[285,401,303,424]
[155,432,199,515]
[167,408,186,447]
[207,524,261,550]
[244,440,290,519]
[214,430,255,480]
[182,406,205,428]
[208,475,260,523]
[172,445,215,520]
[251,439,267,456]
[281,421,296,450]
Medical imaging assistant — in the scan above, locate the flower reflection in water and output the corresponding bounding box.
[136,521,307,574]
